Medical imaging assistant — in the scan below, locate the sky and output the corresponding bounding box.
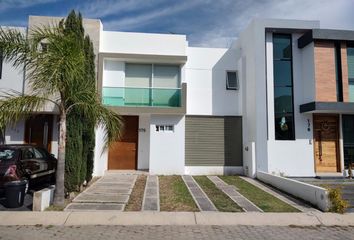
[0,0,353,48]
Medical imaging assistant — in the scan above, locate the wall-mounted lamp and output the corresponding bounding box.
[138,128,146,133]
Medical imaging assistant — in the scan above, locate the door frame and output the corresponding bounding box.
[107,115,139,170]
[313,114,341,173]
[24,114,53,152]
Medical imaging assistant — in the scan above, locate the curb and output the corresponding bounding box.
[0,212,353,226]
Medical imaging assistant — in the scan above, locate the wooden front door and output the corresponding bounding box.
[108,116,138,170]
[313,114,340,173]
[24,114,53,152]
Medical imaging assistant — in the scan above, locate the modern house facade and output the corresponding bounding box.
[1,16,353,178]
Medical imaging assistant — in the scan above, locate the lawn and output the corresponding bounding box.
[220,176,299,212]
[159,176,199,212]
[125,175,147,211]
[193,176,242,212]
[159,176,199,211]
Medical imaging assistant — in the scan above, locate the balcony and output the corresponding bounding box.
[102,87,181,107]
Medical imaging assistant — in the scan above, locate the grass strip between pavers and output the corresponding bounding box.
[193,176,242,212]
[159,175,199,211]
[125,175,147,211]
[220,176,300,212]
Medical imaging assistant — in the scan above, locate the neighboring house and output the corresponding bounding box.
[1,16,354,178]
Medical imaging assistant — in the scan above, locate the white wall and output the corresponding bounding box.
[257,171,329,211]
[0,27,26,94]
[138,114,150,170]
[101,31,187,56]
[102,60,125,87]
[185,47,241,116]
[265,32,315,177]
[4,120,25,144]
[93,125,108,176]
[149,115,185,174]
[301,42,316,103]
[232,19,320,177]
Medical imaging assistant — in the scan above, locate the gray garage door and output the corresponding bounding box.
[185,116,243,166]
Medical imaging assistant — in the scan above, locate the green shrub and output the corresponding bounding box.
[328,188,348,214]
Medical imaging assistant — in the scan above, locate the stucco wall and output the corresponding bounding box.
[185,47,241,116]
[100,31,187,56]
[149,115,185,174]
[138,114,150,170]
[265,32,315,177]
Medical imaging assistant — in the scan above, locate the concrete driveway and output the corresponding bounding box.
[65,173,137,211]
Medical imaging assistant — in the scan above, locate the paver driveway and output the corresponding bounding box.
[65,173,137,211]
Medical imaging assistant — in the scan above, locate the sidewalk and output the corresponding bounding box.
[0,211,353,226]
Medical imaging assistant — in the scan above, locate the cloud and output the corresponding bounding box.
[0,0,59,12]
[78,0,165,19]
[188,0,354,47]
[102,0,205,31]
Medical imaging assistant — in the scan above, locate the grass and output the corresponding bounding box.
[193,176,242,212]
[220,176,300,212]
[159,175,199,211]
[125,175,147,211]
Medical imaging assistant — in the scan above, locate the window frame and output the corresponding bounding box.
[226,70,239,90]
[273,33,296,141]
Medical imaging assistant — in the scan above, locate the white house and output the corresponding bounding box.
[1,16,354,178]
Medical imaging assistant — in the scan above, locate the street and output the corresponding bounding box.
[0,225,353,240]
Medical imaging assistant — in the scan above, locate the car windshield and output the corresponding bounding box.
[0,148,17,161]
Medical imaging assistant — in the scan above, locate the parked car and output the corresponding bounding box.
[0,144,57,196]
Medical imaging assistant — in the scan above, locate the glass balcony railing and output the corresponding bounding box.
[102,87,181,107]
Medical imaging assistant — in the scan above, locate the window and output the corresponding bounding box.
[273,34,295,140]
[343,115,354,168]
[154,65,180,88]
[155,125,174,132]
[347,43,354,102]
[226,71,239,90]
[33,147,45,159]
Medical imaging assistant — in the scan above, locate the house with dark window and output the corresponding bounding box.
[1,17,354,178]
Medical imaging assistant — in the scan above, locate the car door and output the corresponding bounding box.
[20,147,47,179]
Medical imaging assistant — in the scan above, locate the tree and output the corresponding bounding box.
[0,16,122,206]
[61,10,96,192]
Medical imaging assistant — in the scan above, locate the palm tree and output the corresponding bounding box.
[0,24,122,206]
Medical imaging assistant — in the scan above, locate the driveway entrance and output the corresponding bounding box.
[65,172,137,211]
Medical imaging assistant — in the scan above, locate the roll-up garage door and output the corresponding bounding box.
[185,116,243,166]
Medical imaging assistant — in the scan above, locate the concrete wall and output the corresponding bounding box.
[100,31,187,56]
[185,47,241,116]
[138,114,150,170]
[265,32,315,177]
[232,19,319,177]
[301,42,316,103]
[93,125,108,176]
[0,28,26,93]
[149,115,185,174]
[257,171,329,211]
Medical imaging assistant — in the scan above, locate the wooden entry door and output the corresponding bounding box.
[24,114,53,152]
[313,115,340,173]
[108,116,138,170]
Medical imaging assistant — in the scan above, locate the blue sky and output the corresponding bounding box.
[0,0,353,47]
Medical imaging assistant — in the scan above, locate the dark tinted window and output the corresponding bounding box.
[273,35,292,59]
[273,34,295,140]
[21,148,35,159]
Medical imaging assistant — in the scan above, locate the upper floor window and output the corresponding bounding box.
[125,63,180,89]
[273,34,295,140]
[226,71,239,90]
